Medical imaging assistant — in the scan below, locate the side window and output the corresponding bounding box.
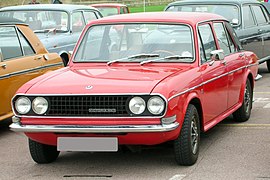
[226,30,237,54]
[120,7,125,14]
[124,7,129,14]
[243,5,256,28]
[198,34,207,64]
[213,22,231,56]
[0,26,23,61]
[225,22,242,50]
[94,11,102,19]
[198,24,216,61]
[72,11,85,33]
[83,11,97,24]
[251,5,267,25]
[18,31,35,56]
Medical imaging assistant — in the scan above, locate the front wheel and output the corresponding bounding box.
[233,79,252,122]
[29,138,60,164]
[174,104,200,166]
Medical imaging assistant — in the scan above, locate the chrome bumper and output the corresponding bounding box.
[9,122,179,133]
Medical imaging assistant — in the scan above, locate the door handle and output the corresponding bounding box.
[34,56,43,60]
[258,29,265,34]
[1,64,7,69]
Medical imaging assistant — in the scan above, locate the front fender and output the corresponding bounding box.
[167,90,201,134]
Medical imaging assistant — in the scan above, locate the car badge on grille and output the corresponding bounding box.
[86,85,93,90]
[88,108,117,113]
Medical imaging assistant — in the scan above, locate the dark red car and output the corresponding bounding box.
[91,3,129,17]
[10,12,258,166]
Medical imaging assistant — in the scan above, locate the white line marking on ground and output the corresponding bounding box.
[254,98,270,102]
[169,174,186,180]
[263,103,270,108]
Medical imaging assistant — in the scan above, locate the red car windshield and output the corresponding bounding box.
[74,23,194,63]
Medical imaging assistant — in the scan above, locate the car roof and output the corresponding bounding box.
[91,3,127,7]
[168,0,258,6]
[89,12,226,25]
[0,4,98,12]
[0,16,26,25]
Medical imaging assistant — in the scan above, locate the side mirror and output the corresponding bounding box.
[210,49,225,61]
[231,19,239,26]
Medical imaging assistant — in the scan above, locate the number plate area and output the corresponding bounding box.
[57,137,118,152]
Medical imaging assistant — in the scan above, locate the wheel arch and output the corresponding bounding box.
[177,92,203,133]
[189,97,204,133]
[239,72,254,104]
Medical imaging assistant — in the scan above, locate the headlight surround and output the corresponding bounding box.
[32,97,48,115]
[129,97,146,115]
[15,97,31,114]
[147,96,165,115]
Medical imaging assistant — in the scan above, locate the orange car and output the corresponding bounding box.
[0,17,63,121]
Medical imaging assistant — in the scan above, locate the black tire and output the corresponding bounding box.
[174,104,200,166]
[233,79,252,122]
[29,138,60,164]
[267,60,270,73]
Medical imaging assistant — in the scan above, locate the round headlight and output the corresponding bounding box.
[32,97,48,115]
[147,96,165,115]
[129,97,146,115]
[15,97,31,114]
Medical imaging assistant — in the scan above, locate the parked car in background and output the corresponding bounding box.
[0,4,102,66]
[10,12,258,165]
[165,0,270,72]
[262,3,270,21]
[91,3,129,17]
[0,17,63,122]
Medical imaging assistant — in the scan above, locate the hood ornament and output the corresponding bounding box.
[86,85,93,90]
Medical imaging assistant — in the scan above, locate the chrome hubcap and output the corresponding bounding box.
[244,85,251,114]
[191,116,199,154]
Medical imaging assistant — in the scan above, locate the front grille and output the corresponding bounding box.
[46,95,129,117]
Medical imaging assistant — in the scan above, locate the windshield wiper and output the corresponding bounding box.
[107,53,160,65]
[140,55,193,65]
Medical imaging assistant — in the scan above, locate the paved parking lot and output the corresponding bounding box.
[0,64,269,180]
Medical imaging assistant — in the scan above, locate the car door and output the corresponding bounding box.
[237,5,263,58]
[0,26,43,118]
[213,21,246,109]
[250,4,270,59]
[198,23,228,125]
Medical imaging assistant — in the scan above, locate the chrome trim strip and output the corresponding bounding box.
[12,93,168,119]
[0,62,63,80]
[168,63,257,101]
[9,122,179,133]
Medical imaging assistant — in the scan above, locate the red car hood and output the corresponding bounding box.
[26,65,186,94]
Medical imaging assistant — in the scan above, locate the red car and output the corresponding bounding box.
[10,12,258,165]
[91,3,129,17]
